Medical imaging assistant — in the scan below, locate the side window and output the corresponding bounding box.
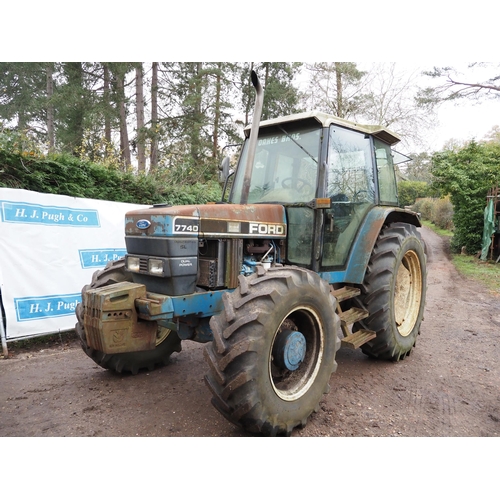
[322,125,375,268]
[327,126,375,202]
[375,139,398,205]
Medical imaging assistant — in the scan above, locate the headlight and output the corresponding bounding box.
[148,258,164,276]
[127,256,140,273]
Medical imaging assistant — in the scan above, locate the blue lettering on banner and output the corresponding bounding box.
[0,201,100,227]
[79,248,127,268]
[14,293,82,322]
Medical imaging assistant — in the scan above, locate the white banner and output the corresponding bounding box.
[0,188,146,340]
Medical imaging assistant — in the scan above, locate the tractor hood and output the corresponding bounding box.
[125,203,287,239]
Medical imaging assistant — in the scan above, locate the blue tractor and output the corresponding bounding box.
[76,72,426,436]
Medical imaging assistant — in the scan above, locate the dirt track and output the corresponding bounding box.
[1,226,499,437]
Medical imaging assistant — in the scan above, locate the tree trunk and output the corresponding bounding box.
[212,63,221,160]
[189,62,203,165]
[135,63,146,172]
[150,62,158,171]
[116,72,131,169]
[65,62,85,156]
[335,62,343,118]
[103,64,112,147]
[46,63,55,153]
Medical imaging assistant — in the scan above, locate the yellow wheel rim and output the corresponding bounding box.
[394,250,423,337]
[156,327,171,346]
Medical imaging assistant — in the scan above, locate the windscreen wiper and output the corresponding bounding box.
[278,125,318,164]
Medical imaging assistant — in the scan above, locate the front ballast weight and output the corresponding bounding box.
[84,282,157,354]
[76,259,182,375]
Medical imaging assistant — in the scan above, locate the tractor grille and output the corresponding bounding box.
[138,258,149,273]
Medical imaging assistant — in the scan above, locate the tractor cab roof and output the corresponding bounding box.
[245,110,401,146]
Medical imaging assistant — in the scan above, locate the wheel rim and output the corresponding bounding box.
[394,250,423,337]
[156,327,171,346]
[269,306,324,402]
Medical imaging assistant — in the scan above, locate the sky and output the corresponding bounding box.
[418,63,500,150]
[430,96,500,150]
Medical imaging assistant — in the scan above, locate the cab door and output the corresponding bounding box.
[321,125,376,268]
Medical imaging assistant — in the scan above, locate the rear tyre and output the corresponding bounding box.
[75,258,181,374]
[353,223,426,361]
[204,266,340,436]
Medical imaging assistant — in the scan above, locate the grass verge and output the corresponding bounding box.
[452,255,500,294]
[421,220,454,238]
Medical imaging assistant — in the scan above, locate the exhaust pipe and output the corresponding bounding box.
[240,70,264,204]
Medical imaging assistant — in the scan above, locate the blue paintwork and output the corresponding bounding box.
[150,214,177,237]
[136,289,229,321]
[281,331,306,371]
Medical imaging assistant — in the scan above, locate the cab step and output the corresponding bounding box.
[341,329,377,349]
[339,307,369,326]
[331,286,377,349]
[330,286,360,302]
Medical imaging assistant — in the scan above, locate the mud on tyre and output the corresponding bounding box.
[353,222,427,361]
[75,258,181,374]
[204,265,340,436]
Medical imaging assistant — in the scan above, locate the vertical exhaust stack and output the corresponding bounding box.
[240,70,264,204]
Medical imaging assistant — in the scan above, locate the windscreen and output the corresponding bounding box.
[230,124,322,204]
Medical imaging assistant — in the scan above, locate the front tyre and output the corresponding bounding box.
[204,266,340,436]
[75,258,182,374]
[353,222,427,361]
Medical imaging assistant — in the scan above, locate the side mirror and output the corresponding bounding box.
[218,156,231,183]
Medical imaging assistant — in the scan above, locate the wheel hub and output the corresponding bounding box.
[272,329,306,371]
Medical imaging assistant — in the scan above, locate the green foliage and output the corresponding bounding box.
[258,62,304,120]
[412,197,435,220]
[0,132,222,205]
[158,180,222,206]
[412,197,454,230]
[397,180,430,207]
[239,63,304,124]
[0,62,48,134]
[431,141,500,253]
[431,197,454,230]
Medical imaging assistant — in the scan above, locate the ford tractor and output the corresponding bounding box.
[76,71,426,436]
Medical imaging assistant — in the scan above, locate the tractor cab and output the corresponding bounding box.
[228,111,403,272]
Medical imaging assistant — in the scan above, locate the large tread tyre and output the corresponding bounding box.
[204,265,341,436]
[75,258,182,374]
[353,222,427,361]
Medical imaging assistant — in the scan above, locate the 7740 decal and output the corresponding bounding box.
[173,217,199,233]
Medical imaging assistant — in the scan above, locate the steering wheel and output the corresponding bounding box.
[352,190,370,202]
[281,177,313,194]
